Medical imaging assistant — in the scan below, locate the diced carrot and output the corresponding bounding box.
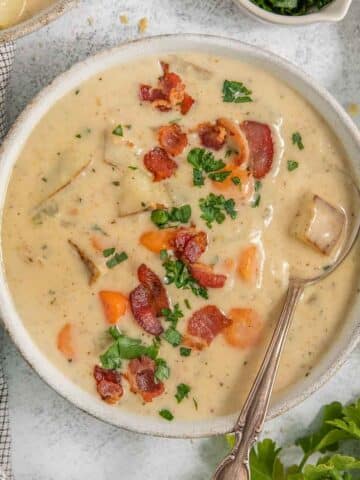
[57,323,75,360]
[91,236,105,252]
[139,229,176,253]
[238,245,258,284]
[212,165,254,201]
[224,308,263,349]
[99,291,128,324]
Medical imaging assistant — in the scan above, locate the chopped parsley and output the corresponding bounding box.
[154,358,170,382]
[91,224,108,236]
[222,80,253,103]
[161,304,184,328]
[199,193,237,228]
[161,251,208,299]
[287,160,299,171]
[250,0,332,16]
[106,251,128,269]
[163,327,183,347]
[231,176,241,186]
[103,247,115,257]
[184,299,191,310]
[252,180,262,208]
[175,383,191,403]
[292,131,304,150]
[128,165,138,170]
[100,327,160,370]
[187,148,227,187]
[225,148,238,158]
[159,409,174,421]
[208,170,232,182]
[151,205,191,229]
[180,347,191,357]
[112,124,123,136]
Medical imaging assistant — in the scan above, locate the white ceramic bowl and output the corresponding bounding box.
[0,0,76,43]
[234,0,353,25]
[0,34,359,438]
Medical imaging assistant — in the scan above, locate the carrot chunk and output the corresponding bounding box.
[212,165,254,201]
[99,291,128,324]
[57,323,75,360]
[139,229,176,253]
[238,245,258,284]
[224,308,263,348]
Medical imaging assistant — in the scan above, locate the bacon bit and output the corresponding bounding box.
[182,334,207,351]
[211,164,254,202]
[137,264,169,314]
[94,365,123,404]
[158,124,188,157]
[224,308,263,349]
[240,121,274,179]
[197,121,227,151]
[189,263,227,288]
[138,63,194,115]
[181,93,195,115]
[217,117,250,166]
[130,264,169,335]
[187,305,231,345]
[143,147,178,181]
[170,228,207,263]
[57,323,75,360]
[126,357,164,402]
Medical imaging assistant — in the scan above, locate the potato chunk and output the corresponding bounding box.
[291,194,346,255]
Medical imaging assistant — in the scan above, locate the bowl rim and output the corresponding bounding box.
[233,0,353,25]
[0,33,359,438]
[0,0,77,43]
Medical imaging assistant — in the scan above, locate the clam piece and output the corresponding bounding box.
[291,194,346,255]
[68,239,101,285]
[103,127,139,168]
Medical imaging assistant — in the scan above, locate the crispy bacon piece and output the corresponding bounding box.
[126,356,164,402]
[143,147,178,181]
[240,121,274,179]
[138,62,194,115]
[189,263,227,288]
[170,228,208,263]
[187,305,231,345]
[94,365,123,405]
[158,124,188,157]
[130,284,164,336]
[137,264,169,314]
[197,121,227,151]
[181,93,195,115]
[217,117,250,166]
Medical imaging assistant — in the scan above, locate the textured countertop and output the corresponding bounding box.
[2,0,360,478]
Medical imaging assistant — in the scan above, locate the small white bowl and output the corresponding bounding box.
[234,0,353,25]
[0,34,359,438]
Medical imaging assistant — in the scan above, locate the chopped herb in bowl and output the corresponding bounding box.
[250,0,333,15]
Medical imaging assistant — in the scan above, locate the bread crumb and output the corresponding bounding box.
[120,14,128,25]
[347,103,359,117]
[138,17,148,33]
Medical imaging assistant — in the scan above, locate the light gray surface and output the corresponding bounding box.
[2,0,360,478]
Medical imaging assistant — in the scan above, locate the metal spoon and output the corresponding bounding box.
[213,195,360,480]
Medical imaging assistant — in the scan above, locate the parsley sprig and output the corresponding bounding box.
[151,205,191,229]
[187,148,229,187]
[161,250,208,299]
[292,131,304,150]
[161,304,184,347]
[199,193,237,228]
[222,80,253,103]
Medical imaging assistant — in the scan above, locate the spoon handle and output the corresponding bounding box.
[213,280,304,480]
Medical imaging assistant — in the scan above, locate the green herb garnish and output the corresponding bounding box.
[180,347,191,357]
[154,358,170,382]
[187,148,226,187]
[287,160,299,171]
[175,383,191,403]
[163,327,183,347]
[222,80,253,103]
[106,251,128,269]
[231,176,241,186]
[161,304,184,328]
[151,205,191,229]
[159,409,174,421]
[199,193,237,228]
[250,0,332,16]
[208,170,232,182]
[292,131,304,150]
[184,299,191,310]
[252,180,262,208]
[128,165,138,170]
[112,124,123,136]
[103,247,115,258]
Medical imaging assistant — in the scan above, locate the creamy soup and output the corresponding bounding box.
[2,53,359,421]
[0,0,54,29]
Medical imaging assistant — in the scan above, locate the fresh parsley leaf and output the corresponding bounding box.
[112,124,123,136]
[151,205,192,229]
[292,131,304,150]
[250,0,332,15]
[106,251,128,269]
[180,347,191,357]
[288,160,299,171]
[250,439,284,480]
[208,170,232,182]
[199,193,237,228]
[175,383,191,403]
[163,327,182,347]
[103,247,115,258]
[162,254,208,299]
[187,148,226,187]
[154,358,170,382]
[232,176,242,186]
[222,80,253,103]
[159,409,174,421]
[161,304,184,328]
